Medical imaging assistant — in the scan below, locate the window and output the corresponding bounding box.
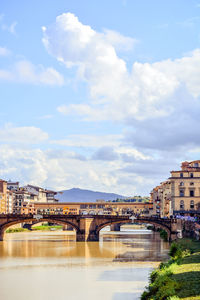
[190,173,194,178]
[179,189,185,197]
[80,204,88,209]
[180,173,183,178]
[180,182,184,186]
[194,163,198,167]
[190,190,195,197]
[180,200,184,209]
[190,200,194,209]
[190,182,194,186]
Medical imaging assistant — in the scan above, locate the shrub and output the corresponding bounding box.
[169,243,182,259]
[150,269,158,283]
[159,229,168,241]
[169,242,191,261]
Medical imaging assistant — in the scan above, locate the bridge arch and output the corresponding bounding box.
[97,219,132,235]
[96,217,172,241]
[0,217,80,241]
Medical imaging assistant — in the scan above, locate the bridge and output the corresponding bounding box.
[0,214,183,242]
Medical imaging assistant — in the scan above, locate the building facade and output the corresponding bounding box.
[151,160,200,217]
[0,180,7,214]
[170,160,200,216]
[6,190,14,214]
[33,201,153,216]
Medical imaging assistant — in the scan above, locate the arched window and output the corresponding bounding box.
[180,182,184,186]
[180,200,184,210]
[190,173,194,178]
[190,200,194,209]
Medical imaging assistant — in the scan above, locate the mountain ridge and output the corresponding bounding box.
[57,187,126,202]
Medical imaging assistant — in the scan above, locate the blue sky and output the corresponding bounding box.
[1,0,200,195]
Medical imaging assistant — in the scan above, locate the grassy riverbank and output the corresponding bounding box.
[6,228,29,233]
[141,238,200,300]
[6,225,63,233]
[32,225,63,231]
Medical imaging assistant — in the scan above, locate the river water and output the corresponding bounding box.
[0,227,169,300]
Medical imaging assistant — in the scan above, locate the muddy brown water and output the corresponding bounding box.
[0,228,169,300]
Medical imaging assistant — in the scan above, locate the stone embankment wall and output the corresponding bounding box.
[183,221,200,240]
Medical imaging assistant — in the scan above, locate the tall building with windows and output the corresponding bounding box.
[0,180,7,214]
[151,180,172,217]
[6,190,14,214]
[170,160,200,216]
[151,160,200,217]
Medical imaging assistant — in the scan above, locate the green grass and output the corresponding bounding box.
[141,238,200,300]
[32,225,63,231]
[6,228,29,233]
[6,225,63,233]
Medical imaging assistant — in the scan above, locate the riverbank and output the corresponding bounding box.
[6,225,63,233]
[141,238,200,300]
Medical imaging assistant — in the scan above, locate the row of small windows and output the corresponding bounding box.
[180,182,194,186]
[180,200,194,209]
[179,189,195,197]
[180,173,194,178]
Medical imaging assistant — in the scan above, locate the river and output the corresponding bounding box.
[0,227,169,300]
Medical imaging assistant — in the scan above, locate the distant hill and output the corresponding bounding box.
[57,188,126,202]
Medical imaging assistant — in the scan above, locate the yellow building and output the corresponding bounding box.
[33,201,153,216]
[170,160,200,216]
[152,160,200,217]
[0,180,7,214]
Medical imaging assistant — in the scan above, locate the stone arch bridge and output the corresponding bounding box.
[0,214,183,242]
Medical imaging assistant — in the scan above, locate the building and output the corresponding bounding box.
[7,181,19,191]
[13,190,32,214]
[45,190,58,203]
[24,185,48,202]
[24,185,58,203]
[151,181,172,218]
[33,201,153,216]
[151,160,200,217]
[170,160,200,216]
[151,185,160,216]
[0,180,7,214]
[6,190,14,214]
[20,202,37,214]
[160,180,172,218]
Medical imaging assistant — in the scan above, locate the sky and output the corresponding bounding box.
[1,0,200,195]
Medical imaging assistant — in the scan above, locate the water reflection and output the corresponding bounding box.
[0,229,169,300]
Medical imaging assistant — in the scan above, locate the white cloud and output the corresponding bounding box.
[103,29,138,52]
[0,124,48,144]
[42,13,200,155]
[0,46,11,56]
[2,21,17,35]
[51,134,123,148]
[43,12,200,123]
[0,60,64,86]
[0,143,155,195]
[51,134,150,163]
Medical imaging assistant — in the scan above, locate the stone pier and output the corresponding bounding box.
[76,218,99,241]
[170,219,183,241]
